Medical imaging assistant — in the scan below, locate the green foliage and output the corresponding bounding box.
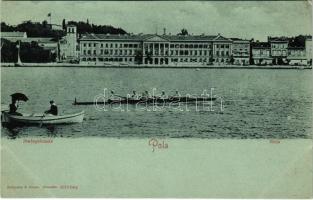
[1,21,65,40]
[67,21,127,35]
[1,39,56,63]
[178,28,188,36]
[134,50,143,64]
[1,39,17,63]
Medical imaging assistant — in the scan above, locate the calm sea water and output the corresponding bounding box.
[1,67,312,139]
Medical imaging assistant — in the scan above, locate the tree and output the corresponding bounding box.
[42,20,48,28]
[62,19,66,30]
[67,20,127,35]
[178,28,188,36]
[229,55,234,64]
[134,50,143,64]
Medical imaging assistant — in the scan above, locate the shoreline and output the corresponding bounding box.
[1,62,312,69]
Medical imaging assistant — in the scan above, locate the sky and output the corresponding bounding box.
[1,1,312,41]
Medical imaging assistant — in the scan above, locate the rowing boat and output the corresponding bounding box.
[73,96,217,105]
[2,111,84,125]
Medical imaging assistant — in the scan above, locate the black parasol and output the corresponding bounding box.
[10,93,29,102]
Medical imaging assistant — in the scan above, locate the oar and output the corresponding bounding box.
[39,114,45,127]
[113,95,127,99]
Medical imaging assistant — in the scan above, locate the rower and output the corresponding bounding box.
[143,90,151,99]
[109,90,115,100]
[160,91,168,100]
[131,90,140,100]
[174,90,181,97]
[44,100,58,116]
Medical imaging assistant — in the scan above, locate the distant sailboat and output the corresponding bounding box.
[15,40,23,66]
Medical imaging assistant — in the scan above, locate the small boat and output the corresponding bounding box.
[2,111,84,125]
[74,96,217,105]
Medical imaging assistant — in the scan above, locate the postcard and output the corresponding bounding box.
[1,0,312,198]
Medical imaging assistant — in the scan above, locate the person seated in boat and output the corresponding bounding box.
[160,91,168,100]
[141,90,151,100]
[109,90,118,100]
[131,90,140,100]
[9,99,22,116]
[44,100,58,115]
[173,90,181,97]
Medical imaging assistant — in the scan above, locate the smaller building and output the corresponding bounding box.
[287,47,307,66]
[231,38,250,65]
[268,37,289,64]
[305,36,312,65]
[1,31,27,39]
[251,42,272,65]
[59,24,78,61]
[212,34,233,64]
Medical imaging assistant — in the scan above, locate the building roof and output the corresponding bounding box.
[268,36,289,43]
[230,38,250,43]
[251,42,270,48]
[1,31,27,38]
[2,37,56,44]
[79,33,231,42]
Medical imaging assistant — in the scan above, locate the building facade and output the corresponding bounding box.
[287,47,307,65]
[59,25,78,61]
[305,37,312,65]
[268,37,289,64]
[251,42,272,65]
[231,39,250,65]
[78,33,234,65]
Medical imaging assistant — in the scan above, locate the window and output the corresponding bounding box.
[88,43,91,47]
[110,44,113,48]
[106,44,108,48]
[134,44,138,48]
[84,43,86,47]
[101,44,103,48]
[94,43,96,47]
[129,44,133,48]
[221,45,224,48]
[93,50,96,55]
[115,44,118,48]
[170,44,174,48]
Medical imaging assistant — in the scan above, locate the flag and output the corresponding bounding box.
[47,13,51,17]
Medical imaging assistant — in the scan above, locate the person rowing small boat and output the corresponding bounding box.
[159,91,168,100]
[130,90,140,100]
[141,90,152,100]
[44,100,58,116]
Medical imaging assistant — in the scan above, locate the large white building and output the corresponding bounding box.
[78,32,233,65]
